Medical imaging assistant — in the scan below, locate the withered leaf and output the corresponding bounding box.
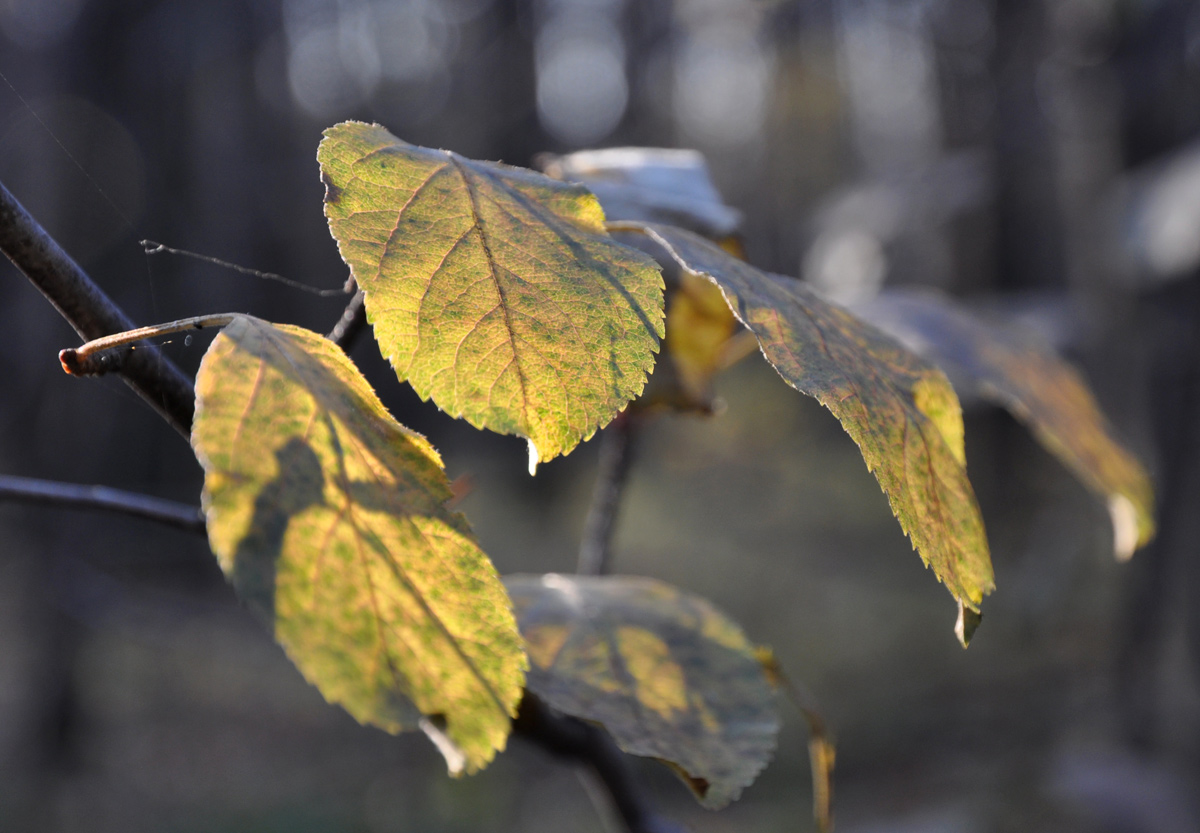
[505,573,779,808]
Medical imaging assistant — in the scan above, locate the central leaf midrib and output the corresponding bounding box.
[448,154,532,431]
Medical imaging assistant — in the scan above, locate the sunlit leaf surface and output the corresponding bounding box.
[626,224,994,621]
[192,316,526,773]
[319,122,665,470]
[854,290,1155,558]
[506,573,779,808]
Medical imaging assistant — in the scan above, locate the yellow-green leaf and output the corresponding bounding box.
[318,122,665,471]
[625,224,994,620]
[854,289,1156,558]
[505,573,779,809]
[192,315,526,774]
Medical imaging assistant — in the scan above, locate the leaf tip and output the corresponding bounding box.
[1108,493,1140,562]
[955,600,983,648]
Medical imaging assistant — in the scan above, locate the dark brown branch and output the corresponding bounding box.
[0,179,195,437]
[0,474,205,533]
[578,411,638,575]
[328,288,368,352]
[514,695,689,833]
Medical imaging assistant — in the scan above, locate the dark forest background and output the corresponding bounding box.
[3,1,1200,831]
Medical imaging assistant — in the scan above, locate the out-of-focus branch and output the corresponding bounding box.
[0,474,205,533]
[514,695,688,833]
[0,179,195,438]
[578,411,638,575]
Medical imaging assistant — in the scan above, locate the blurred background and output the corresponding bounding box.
[2,0,1200,830]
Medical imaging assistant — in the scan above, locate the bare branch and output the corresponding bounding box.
[0,474,205,533]
[0,179,195,437]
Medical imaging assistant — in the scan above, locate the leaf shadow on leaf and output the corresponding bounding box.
[229,437,326,628]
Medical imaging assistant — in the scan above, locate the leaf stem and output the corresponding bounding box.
[578,411,638,575]
[758,651,834,833]
[0,178,195,437]
[0,474,205,533]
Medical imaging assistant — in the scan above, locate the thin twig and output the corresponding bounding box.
[141,240,348,297]
[59,313,238,376]
[514,695,688,833]
[0,179,195,437]
[328,289,368,352]
[0,474,205,533]
[578,412,638,575]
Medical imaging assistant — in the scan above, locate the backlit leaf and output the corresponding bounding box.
[318,122,665,471]
[622,224,994,621]
[192,316,526,774]
[853,290,1156,559]
[505,573,779,809]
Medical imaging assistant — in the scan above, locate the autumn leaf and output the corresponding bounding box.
[192,315,526,774]
[318,122,665,472]
[617,223,994,624]
[505,573,779,809]
[853,289,1155,559]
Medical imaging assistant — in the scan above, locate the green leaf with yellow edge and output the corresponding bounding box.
[318,122,665,472]
[192,315,526,774]
[853,289,1156,559]
[619,223,994,625]
[504,573,779,809]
